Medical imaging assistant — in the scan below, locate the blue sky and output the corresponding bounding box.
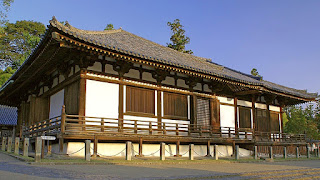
[7,0,320,95]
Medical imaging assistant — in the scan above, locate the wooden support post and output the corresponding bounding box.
[118,78,124,133]
[160,142,165,161]
[280,106,284,133]
[59,138,64,153]
[61,105,66,134]
[157,89,162,132]
[35,137,42,162]
[252,96,256,133]
[1,137,7,151]
[269,146,273,159]
[189,144,194,160]
[85,140,91,161]
[126,141,132,161]
[47,141,52,155]
[79,73,86,130]
[254,146,258,160]
[232,141,236,156]
[137,138,143,157]
[214,144,218,160]
[7,137,12,152]
[175,141,181,157]
[206,140,211,157]
[317,144,320,158]
[14,137,20,155]
[283,146,287,159]
[307,145,310,158]
[41,140,45,159]
[296,146,299,158]
[93,135,98,157]
[234,97,238,137]
[235,145,239,160]
[23,138,29,157]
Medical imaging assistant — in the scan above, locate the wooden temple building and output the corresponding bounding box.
[0,17,317,157]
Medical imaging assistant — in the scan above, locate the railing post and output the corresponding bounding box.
[160,142,165,161]
[214,144,218,160]
[14,137,20,155]
[134,121,137,134]
[149,122,152,135]
[126,141,132,161]
[269,146,273,159]
[228,128,231,138]
[61,105,66,134]
[163,123,166,135]
[219,127,222,137]
[35,137,42,162]
[101,118,104,132]
[85,140,91,161]
[188,124,191,136]
[7,137,12,153]
[23,138,29,157]
[283,146,287,159]
[189,144,194,160]
[176,124,179,136]
[1,137,7,151]
[254,146,258,160]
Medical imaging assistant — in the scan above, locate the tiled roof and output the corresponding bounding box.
[0,105,17,126]
[46,18,316,100]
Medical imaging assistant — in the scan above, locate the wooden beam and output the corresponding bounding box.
[118,77,124,132]
[236,90,261,96]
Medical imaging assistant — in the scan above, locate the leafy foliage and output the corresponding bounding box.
[104,24,114,30]
[0,66,14,85]
[0,20,46,70]
[250,68,262,79]
[284,102,320,140]
[167,19,193,54]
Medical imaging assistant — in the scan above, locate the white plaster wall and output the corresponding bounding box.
[255,103,267,110]
[75,65,80,73]
[162,76,175,86]
[220,105,235,128]
[203,84,211,92]
[193,83,202,91]
[64,142,252,158]
[269,105,280,112]
[105,64,118,74]
[52,77,58,87]
[142,72,157,82]
[49,89,64,119]
[59,74,65,83]
[177,79,188,88]
[238,100,252,108]
[87,61,102,72]
[217,96,234,104]
[85,80,119,120]
[125,69,140,79]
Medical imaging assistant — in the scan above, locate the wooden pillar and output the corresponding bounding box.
[254,146,258,160]
[35,137,42,162]
[93,135,98,157]
[280,106,284,133]
[235,145,239,160]
[175,141,181,157]
[1,137,7,151]
[267,104,271,132]
[283,146,287,159]
[59,138,64,153]
[160,142,165,161]
[234,97,238,137]
[79,71,86,117]
[269,146,273,159]
[47,141,52,155]
[14,137,20,155]
[157,88,162,132]
[190,95,197,128]
[23,138,29,157]
[296,146,299,158]
[214,144,218,160]
[61,105,66,134]
[232,141,236,156]
[206,140,211,157]
[118,77,124,132]
[252,96,256,132]
[85,140,91,161]
[137,138,143,157]
[189,144,194,160]
[7,137,12,152]
[126,141,132,161]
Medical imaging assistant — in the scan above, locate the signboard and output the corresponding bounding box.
[41,136,56,141]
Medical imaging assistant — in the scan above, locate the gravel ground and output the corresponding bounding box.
[1,152,320,179]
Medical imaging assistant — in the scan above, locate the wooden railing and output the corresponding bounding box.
[22,116,61,138]
[21,114,306,143]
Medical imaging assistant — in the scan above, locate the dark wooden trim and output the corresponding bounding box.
[162,115,189,121]
[280,106,284,133]
[124,111,156,118]
[267,104,271,132]
[78,71,86,117]
[252,96,256,132]
[118,77,124,132]
[234,97,238,131]
[219,102,234,106]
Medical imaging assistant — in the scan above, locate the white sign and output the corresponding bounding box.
[41,136,56,140]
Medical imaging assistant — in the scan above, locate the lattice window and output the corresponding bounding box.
[196,97,211,128]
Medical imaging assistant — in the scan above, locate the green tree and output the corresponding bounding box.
[167,19,193,54]
[104,24,114,30]
[0,20,46,70]
[0,66,14,85]
[250,68,262,78]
